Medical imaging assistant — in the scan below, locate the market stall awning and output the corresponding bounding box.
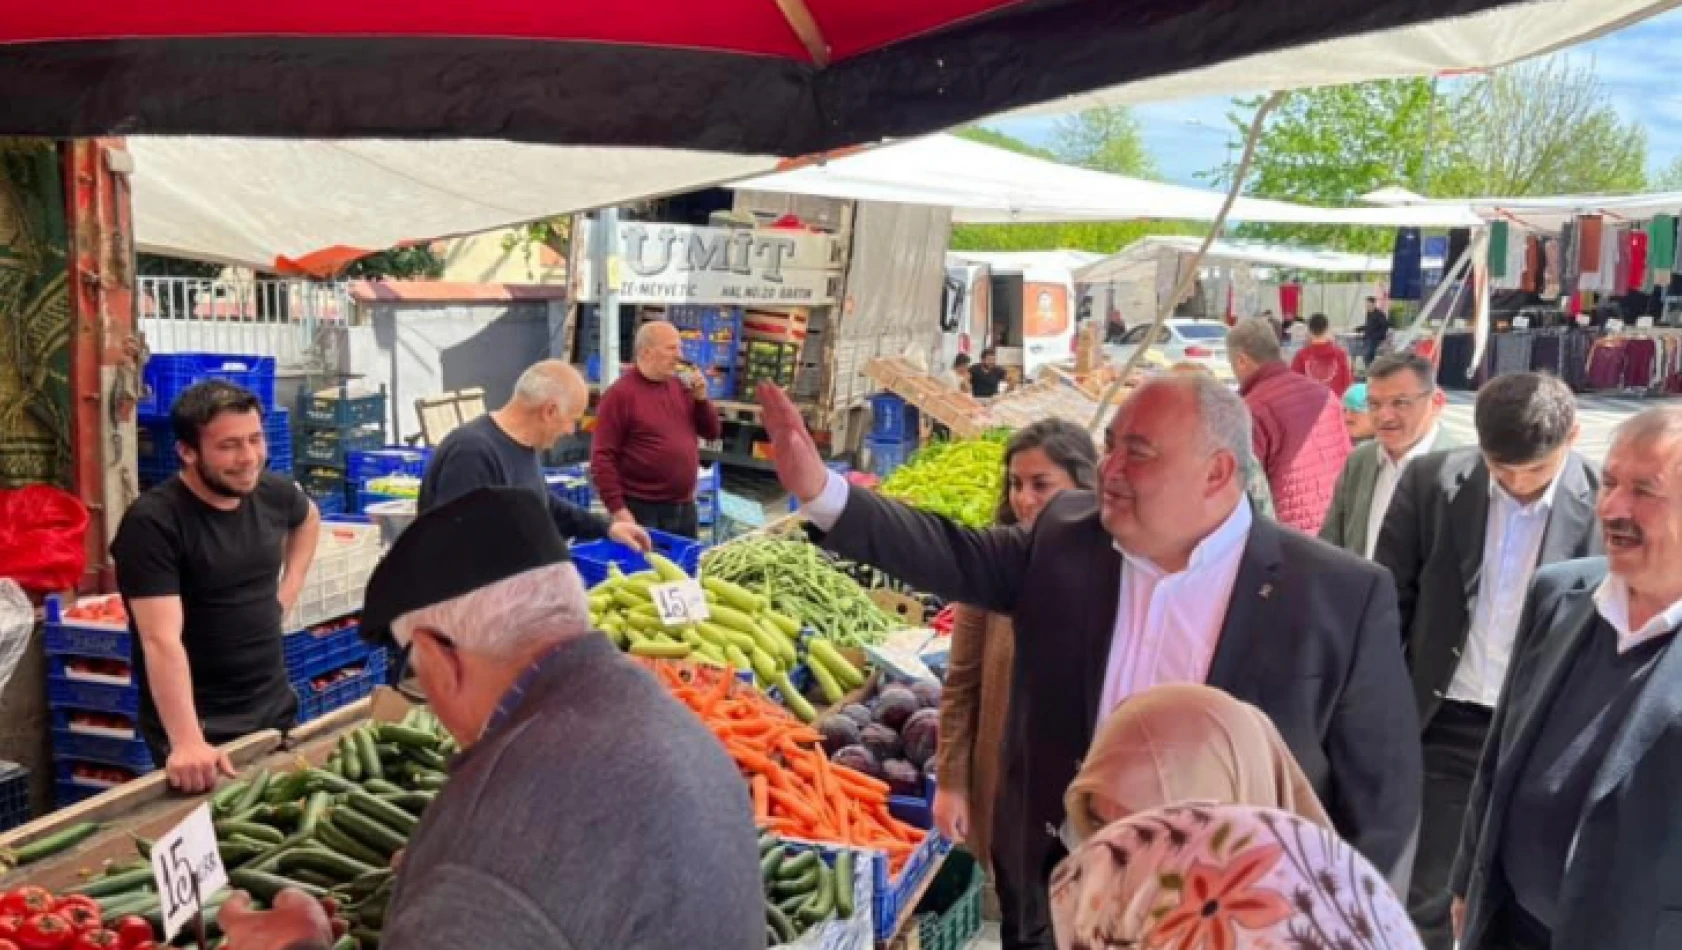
[736,135,1485,228]
[1,0,1671,155]
[128,138,778,274]
[1362,186,1682,231]
[1077,237,1395,284]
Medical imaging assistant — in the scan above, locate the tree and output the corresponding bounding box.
[953,125,1056,160]
[340,245,444,280]
[1655,154,1682,191]
[1232,56,1649,253]
[1049,107,1157,178]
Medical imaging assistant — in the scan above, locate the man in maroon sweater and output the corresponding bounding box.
[591,320,723,538]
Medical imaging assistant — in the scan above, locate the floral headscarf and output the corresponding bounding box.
[1049,802,1421,950]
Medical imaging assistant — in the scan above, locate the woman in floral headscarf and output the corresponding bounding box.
[1049,801,1422,950]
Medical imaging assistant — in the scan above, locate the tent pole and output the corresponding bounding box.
[1088,89,1288,432]
[595,207,622,387]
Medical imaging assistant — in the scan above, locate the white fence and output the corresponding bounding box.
[137,277,352,367]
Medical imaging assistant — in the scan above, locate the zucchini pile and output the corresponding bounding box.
[0,821,103,874]
[79,708,452,949]
[757,831,856,946]
[588,559,865,721]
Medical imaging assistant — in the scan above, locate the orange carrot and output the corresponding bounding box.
[751,774,769,821]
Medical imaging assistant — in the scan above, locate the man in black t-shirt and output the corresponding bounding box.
[112,381,320,792]
[968,347,1008,399]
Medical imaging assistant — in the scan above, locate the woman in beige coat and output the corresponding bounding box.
[933,419,1097,943]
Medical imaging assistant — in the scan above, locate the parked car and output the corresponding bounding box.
[1104,319,1232,380]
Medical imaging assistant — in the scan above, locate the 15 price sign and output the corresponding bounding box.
[651,579,710,626]
[150,803,229,942]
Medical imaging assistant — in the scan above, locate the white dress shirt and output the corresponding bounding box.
[1446,475,1562,706]
[1095,498,1253,726]
[1364,425,1439,560]
[1593,575,1682,653]
[802,474,1254,728]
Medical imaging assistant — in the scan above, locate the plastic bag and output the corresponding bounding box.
[0,484,89,595]
[0,580,29,697]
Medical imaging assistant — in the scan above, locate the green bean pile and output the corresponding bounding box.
[700,538,901,646]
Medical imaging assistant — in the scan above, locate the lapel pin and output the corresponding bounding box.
[1259,583,1273,600]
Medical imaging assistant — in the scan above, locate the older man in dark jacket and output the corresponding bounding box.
[1228,317,1352,534]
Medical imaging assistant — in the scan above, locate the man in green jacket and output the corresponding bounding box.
[1320,352,1452,559]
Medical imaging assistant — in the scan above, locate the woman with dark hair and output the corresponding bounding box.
[932,419,1098,949]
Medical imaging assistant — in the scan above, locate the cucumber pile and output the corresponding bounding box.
[757,831,856,946]
[78,707,453,949]
[587,557,866,721]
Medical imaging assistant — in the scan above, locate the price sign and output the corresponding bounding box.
[1608,318,1626,332]
[651,579,710,626]
[1638,316,1656,329]
[151,803,228,941]
[1513,315,1531,329]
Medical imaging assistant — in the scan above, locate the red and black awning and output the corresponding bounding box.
[1,0,1530,154]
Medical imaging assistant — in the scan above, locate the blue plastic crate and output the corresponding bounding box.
[585,354,602,383]
[573,529,704,589]
[47,654,135,687]
[299,387,386,428]
[871,829,953,942]
[867,437,913,478]
[347,447,432,482]
[140,352,277,415]
[45,596,133,660]
[869,394,920,442]
[54,760,147,802]
[54,781,105,809]
[299,427,387,467]
[295,650,388,723]
[49,676,141,715]
[52,729,154,771]
[136,409,292,477]
[50,707,138,736]
[544,467,594,510]
[0,761,28,832]
[352,488,409,515]
[888,774,937,830]
[284,620,372,682]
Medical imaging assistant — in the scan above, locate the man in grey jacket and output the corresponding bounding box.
[1321,352,1451,559]
[218,487,764,950]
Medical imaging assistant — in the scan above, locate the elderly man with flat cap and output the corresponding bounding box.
[217,487,764,950]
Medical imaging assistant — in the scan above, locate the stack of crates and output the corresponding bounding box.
[42,595,155,806]
[0,761,30,831]
[739,340,800,395]
[668,306,742,400]
[296,384,388,516]
[866,394,920,478]
[347,447,430,514]
[285,521,386,721]
[544,464,594,511]
[133,352,286,489]
[695,464,720,540]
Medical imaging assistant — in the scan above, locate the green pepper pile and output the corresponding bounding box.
[878,431,1011,528]
[701,539,901,647]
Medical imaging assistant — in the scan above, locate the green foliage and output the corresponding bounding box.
[1049,107,1158,179]
[340,245,444,280]
[952,126,1055,160]
[1232,57,1649,253]
[1654,154,1682,191]
[137,254,223,279]
[498,216,571,278]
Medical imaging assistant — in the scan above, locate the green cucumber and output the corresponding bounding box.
[232,770,271,813]
[102,891,160,925]
[312,816,390,868]
[362,778,405,797]
[332,809,407,857]
[764,902,797,943]
[306,768,359,794]
[796,863,835,925]
[280,847,380,882]
[93,889,157,922]
[215,821,286,845]
[339,735,364,782]
[760,845,786,880]
[772,867,820,898]
[383,791,436,816]
[833,851,855,919]
[401,746,446,771]
[375,724,439,749]
[772,673,816,723]
[347,790,419,835]
[298,791,331,839]
[4,821,102,865]
[228,868,326,901]
[131,834,154,859]
[70,866,154,897]
[211,779,252,814]
[778,849,819,878]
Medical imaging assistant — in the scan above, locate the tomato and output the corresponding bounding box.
[16,914,74,950]
[68,932,119,950]
[52,907,97,936]
[0,939,20,950]
[0,917,22,942]
[111,919,151,950]
[0,893,52,920]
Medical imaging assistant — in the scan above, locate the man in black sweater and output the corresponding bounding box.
[1452,406,1682,950]
[1363,297,1391,369]
[419,360,649,550]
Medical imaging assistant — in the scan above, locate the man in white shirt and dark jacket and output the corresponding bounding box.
[1373,372,1601,950]
[757,376,1420,950]
[1451,406,1682,950]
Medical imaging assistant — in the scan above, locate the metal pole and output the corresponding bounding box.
[595,207,623,386]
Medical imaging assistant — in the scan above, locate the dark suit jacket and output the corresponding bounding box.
[1452,559,1682,950]
[817,487,1421,883]
[1373,447,1601,725]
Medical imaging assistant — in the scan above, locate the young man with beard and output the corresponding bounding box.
[112,381,320,792]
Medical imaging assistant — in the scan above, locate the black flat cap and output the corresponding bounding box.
[361,486,571,646]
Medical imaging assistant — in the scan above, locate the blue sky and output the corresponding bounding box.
[991,7,1682,187]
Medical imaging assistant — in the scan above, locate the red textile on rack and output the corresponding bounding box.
[1626,231,1649,292]
[1279,283,1302,318]
[1579,215,1604,273]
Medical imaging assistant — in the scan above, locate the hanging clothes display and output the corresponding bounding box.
[1600,221,1619,294]
[1390,227,1423,301]
[1489,221,1510,278]
[1560,221,1580,301]
[1626,230,1649,295]
[1522,235,1542,293]
[1649,214,1677,281]
[1543,238,1561,299]
[1445,228,1471,273]
[1578,214,1605,273]
[1279,283,1302,318]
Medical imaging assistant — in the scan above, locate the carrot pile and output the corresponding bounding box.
[642,659,925,872]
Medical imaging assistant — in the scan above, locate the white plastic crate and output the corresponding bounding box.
[285,522,381,630]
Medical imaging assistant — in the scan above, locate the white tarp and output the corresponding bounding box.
[1078,237,1392,284]
[1362,186,1682,230]
[129,138,779,273]
[735,135,1482,228]
[1008,0,1680,117]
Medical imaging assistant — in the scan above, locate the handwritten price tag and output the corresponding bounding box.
[150,803,228,941]
[651,580,710,627]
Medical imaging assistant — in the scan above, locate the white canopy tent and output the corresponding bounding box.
[1008,0,1678,118]
[1362,186,1682,231]
[735,135,1483,228]
[1077,237,1393,284]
